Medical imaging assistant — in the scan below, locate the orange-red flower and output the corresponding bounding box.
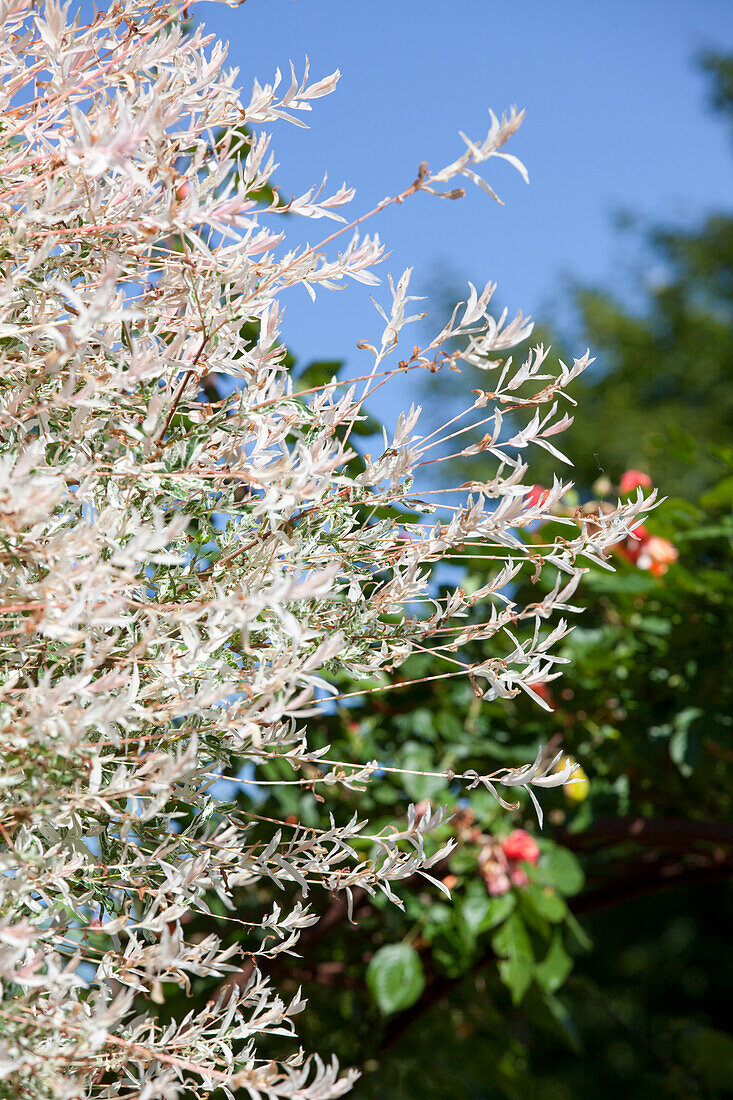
[614,523,678,577]
[637,535,679,576]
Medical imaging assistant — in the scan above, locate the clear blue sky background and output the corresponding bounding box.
[198,0,733,413]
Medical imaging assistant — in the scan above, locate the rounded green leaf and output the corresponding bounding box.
[523,883,568,922]
[498,954,534,1005]
[461,887,493,933]
[540,846,585,896]
[366,943,425,1016]
[491,911,533,961]
[535,932,573,993]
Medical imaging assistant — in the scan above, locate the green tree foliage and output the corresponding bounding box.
[565,226,732,496]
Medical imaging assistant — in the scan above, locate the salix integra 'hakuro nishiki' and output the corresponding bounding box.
[0,2,655,1097]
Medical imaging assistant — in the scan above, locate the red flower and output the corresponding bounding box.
[528,681,554,707]
[501,829,540,865]
[620,523,649,563]
[526,484,549,509]
[619,469,652,494]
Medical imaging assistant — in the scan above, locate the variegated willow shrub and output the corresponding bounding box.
[0,2,655,1097]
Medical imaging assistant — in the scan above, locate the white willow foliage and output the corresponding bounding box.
[0,2,656,1097]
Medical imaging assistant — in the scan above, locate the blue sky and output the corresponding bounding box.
[198,0,733,408]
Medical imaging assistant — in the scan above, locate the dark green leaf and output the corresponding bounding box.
[540,846,585,896]
[498,953,534,1005]
[366,944,425,1016]
[542,992,584,1055]
[535,932,573,993]
[461,883,516,933]
[492,912,533,961]
[522,884,568,923]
